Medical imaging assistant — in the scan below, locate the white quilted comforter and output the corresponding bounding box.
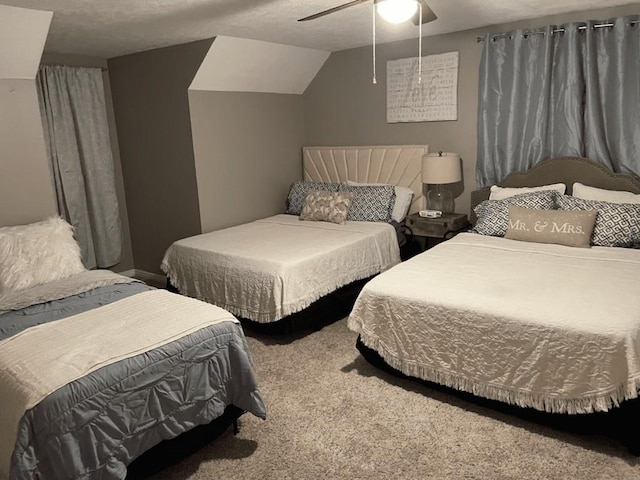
[348,233,640,414]
[162,214,400,323]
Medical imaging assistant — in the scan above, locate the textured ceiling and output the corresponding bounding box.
[1,0,638,58]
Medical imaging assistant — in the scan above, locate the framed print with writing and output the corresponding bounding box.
[387,51,459,123]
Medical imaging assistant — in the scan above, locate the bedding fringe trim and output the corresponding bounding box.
[163,264,388,324]
[353,326,640,415]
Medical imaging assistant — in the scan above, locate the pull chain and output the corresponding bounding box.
[372,1,377,84]
[418,2,422,84]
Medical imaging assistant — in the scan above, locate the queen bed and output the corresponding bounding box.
[161,145,426,324]
[348,157,640,438]
[0,217,266,479]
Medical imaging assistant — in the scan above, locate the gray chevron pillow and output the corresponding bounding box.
[557,195,640,248]
[472,190,559,237]
[286,181,341,215]
[339,184,395,222]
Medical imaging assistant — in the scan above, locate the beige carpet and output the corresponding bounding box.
[141,318,639,480]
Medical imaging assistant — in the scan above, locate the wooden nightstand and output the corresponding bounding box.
[405,213,470,251]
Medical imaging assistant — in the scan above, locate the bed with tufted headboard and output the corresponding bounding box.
[303,145,425,216]
[162,144,428,326]
[348,156,640,453]
[470,156,640,222]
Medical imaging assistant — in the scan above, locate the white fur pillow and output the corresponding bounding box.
[0,217,86,293]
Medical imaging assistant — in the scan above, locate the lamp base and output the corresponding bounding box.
[426,186,454,213]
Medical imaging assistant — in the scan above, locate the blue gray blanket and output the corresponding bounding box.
[3,274,266,480]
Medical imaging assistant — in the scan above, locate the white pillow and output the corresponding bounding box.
[0,217,87,293]
[346,180,414,222]
[489,183,566,200]
[572,182,640,204]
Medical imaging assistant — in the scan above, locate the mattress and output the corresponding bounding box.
[0,271,266,480]
[162,214,401,323]
[348,233,640,414]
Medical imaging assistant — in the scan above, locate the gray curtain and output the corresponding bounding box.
[477,15,640,187]
[37,65,122,269]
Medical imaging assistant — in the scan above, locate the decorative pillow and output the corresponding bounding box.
[572,182,640,204]
[346,180,414,222]
[504,206,596,248]
[557,195,640,248]
[472,190,559,237]
[286,181,341,215]
[299,190,352,225]
[489,183,566,200]
[0,217,86,293]
[339,184,396,222]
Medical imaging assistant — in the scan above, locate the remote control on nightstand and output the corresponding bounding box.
[419,209,442,218]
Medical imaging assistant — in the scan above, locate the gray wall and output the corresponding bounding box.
[189,90,305,233]
[108,39,213,274]
[303,3,640,216]
[0,78,56,226]
[41,52,134,273]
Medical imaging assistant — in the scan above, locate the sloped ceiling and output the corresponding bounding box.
[0,4,51,78]
[190,36,330,94]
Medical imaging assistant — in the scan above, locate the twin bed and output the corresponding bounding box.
[162,145,427,324]
[0,218,266,479]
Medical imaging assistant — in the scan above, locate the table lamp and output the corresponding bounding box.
[422,152,462,213]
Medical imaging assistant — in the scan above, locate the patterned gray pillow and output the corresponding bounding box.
[472,190,559,237]
[339,184,395,222]
[286,181,341,215]
[299,190,352,225]
[557,195,640,247]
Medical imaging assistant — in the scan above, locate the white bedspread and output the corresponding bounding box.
[0,289,237,479]
[161,214,400,323]
[348,233,640,414]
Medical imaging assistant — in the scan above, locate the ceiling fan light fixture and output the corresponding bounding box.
[376,0,419,24]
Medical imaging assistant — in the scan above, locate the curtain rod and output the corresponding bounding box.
[476,20,639,42]
[41,63,108,71]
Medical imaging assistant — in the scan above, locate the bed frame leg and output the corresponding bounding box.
[232,419,240,435]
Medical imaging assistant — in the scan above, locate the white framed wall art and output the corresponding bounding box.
[387,51,459,123]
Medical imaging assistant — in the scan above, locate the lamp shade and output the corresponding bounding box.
[376,0,418,24]
[422,152,462,184]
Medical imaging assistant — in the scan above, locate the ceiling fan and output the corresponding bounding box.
[298,0,437,26]
[300,0,436,85]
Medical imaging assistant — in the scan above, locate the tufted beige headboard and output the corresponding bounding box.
[302,145,428,215]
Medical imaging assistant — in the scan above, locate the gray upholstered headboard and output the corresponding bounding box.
[302,145,428,215]
[470,157,640,223]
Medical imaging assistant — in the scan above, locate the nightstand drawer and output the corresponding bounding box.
[406,213,469,239]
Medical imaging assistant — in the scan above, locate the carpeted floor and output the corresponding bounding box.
[134,318,640,479]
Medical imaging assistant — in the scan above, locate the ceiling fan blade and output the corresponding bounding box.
[298,0,369,22]
[412,1,437,25]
